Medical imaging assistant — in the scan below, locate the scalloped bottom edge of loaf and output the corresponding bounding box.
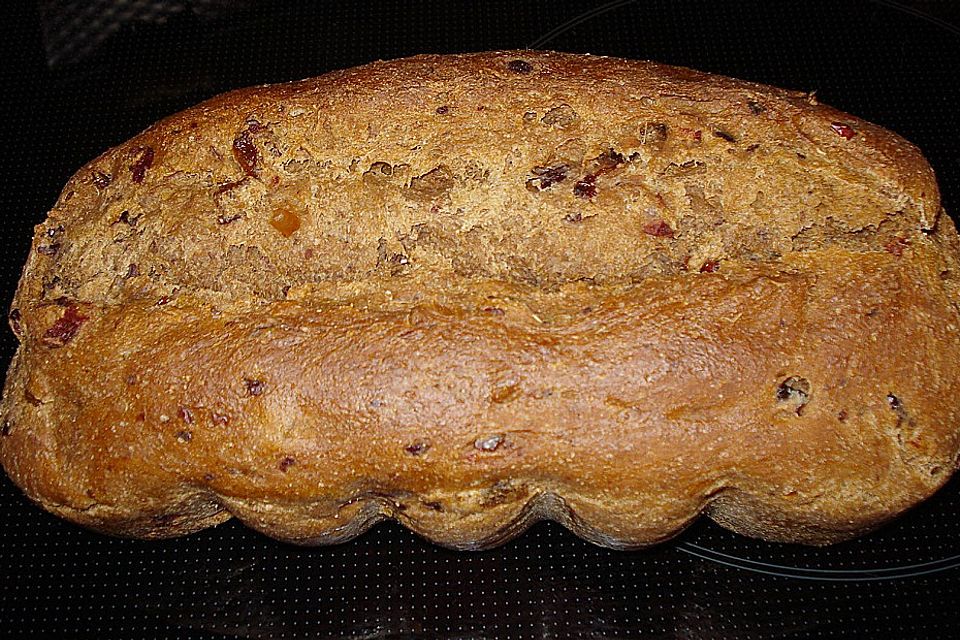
[32,479,946,549]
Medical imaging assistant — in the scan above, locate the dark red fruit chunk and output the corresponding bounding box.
[526,164,570,191]
[245,378,265,396]
[573,175,597,199]
[130,147,155,184]
[232,130,259,176]
[435,105,449,114]
[178,406,194,424]
[41,306,87,348]
[642,220,674,238]
[279,456,296,472]
[831,122,856,139]
[92,171,112,188]
[405,442,430,456]
[699,260,720,273]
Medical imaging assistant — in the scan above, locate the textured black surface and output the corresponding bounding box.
[3,1,960,638]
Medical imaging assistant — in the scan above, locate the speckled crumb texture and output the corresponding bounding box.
[2,50,959,549]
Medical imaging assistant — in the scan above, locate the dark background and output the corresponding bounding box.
[3,1,960,638]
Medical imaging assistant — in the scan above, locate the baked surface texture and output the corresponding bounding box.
[2,50,959,548]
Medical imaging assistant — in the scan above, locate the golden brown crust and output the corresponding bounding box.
[2,51,958,547]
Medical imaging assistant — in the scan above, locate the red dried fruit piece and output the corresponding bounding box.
[699,260,720,273]
[573,175,597,199]
[232,130,259,176]
[92,171,112,188]
[507,59,533,74]
[435,105,449,114]
[125,263,140,278]
[175,430,192,443]
[279,456,296,472]
[245,378,265,396]
[130,147,155,184]
[884,236,909,257]
[270,206,301,237]
[211,411,230,425]
[178,406,194,424]
[526,164,570,191]
[831,122,856,139]
[36,243,61,256]
[481,306,505,315]
[41,305,88,348]
[679,127,702,142]
[572,150,625,200]
[642,220,675,238]
[405,442,430,456]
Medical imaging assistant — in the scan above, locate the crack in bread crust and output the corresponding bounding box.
[2,51,959,547]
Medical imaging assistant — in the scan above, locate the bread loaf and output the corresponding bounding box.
[2,51,959,548]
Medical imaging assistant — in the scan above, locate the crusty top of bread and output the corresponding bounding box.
[2,51,959,548]
[17,50,941,306]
